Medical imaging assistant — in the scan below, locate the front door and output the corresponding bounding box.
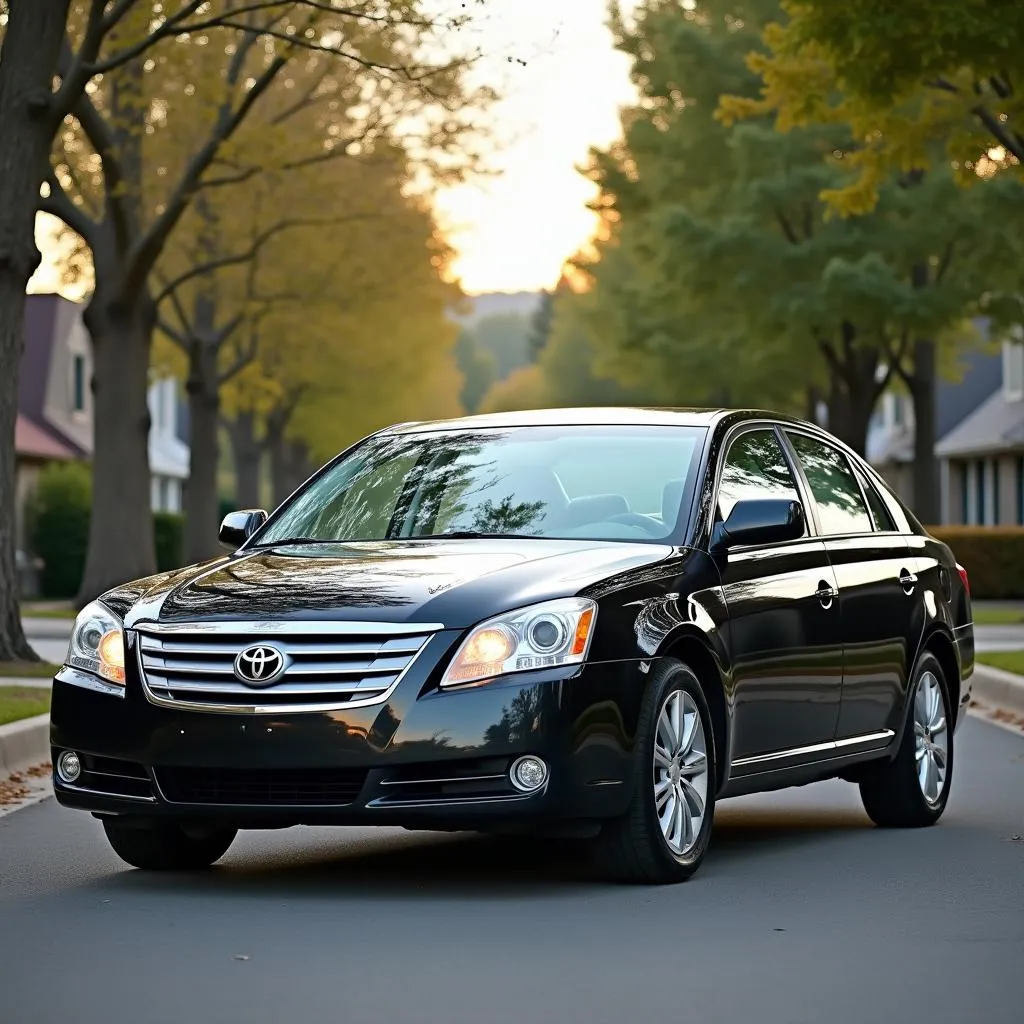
[715,427,845,765]
[783,431,915,743]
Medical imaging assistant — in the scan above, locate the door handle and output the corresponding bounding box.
[815,581,838,608]
[899,569,918,594]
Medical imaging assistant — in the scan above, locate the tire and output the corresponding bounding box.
[592,658,717,884]
[860,652,953,828]
[102,818,237,870]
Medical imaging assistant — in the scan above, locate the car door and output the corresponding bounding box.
[782,430,914,743]
[715,425,844,765]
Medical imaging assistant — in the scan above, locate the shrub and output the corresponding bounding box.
[26,462,92,599]
[929,526,1024,600]
[154,512,185,572]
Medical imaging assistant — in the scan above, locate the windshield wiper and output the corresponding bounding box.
[249,536,326,548]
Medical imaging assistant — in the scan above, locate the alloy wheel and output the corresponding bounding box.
[653,689,709,856]
[913,670,948,807]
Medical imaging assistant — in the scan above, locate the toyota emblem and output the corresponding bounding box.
[234,645,286,687]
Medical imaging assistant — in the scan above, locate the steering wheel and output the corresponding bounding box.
[606,512,666,537]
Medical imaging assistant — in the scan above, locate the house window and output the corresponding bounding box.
[976,460,987,525]
[961,463,970,524]
[72,355,86,412]
[892,394,904,426]
[1018,456,1024,525]
[1004,338,1024,402]
[993,459,1001,525]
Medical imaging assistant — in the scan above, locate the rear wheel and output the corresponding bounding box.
[859,652,953,828]
[592,659,716,884]
[102,818,237,870]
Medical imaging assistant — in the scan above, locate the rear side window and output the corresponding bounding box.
[718,429,803,527]
[855,466,897,532]
[786,432,873,536]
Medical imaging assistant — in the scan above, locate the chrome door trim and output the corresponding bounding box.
[730,729,894,769]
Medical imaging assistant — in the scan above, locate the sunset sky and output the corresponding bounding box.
[31,1,638,299]
[433,0,638,295]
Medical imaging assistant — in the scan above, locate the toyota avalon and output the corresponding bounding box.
[50,408,975,883]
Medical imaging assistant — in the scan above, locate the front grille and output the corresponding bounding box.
[370,757,520,807]
[135,620,440,713]
[155,766,369,806]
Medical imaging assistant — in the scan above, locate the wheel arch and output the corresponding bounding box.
[920,626,960,715]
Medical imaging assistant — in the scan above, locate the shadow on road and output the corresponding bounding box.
[74,806,873,900]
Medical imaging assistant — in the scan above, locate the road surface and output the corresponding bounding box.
[0,716,1021,1024]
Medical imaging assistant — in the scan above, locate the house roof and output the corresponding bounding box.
[15,414,76,461]
[936,341,1003,438]
[935,388,1024,457]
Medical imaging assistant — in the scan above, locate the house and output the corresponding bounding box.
[867,341,1004,513]
[936,333,1024,525]
[17,293,190,539]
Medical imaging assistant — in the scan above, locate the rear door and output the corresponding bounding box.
[782,430,914,743]
[715,426,844,763]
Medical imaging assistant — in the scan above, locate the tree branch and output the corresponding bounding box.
[971,103,1024,163]
[773,209,799,245]
[157,316,188,349]
[39,170,98,244]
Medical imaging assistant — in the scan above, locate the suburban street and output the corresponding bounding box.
[1,715,1021,1024]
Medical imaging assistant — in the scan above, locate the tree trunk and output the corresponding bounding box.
[818,325,882,456]
[182,293,223,564]
[76,297,158,604]
[908,337,939,524]
[270,434,313,506]
[227,412,263,509]
[0,0,72,659]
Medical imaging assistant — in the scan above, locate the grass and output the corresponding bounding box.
[972,606,1024,626]
[20,605,76,620]
[0,686,51,726]
[977,651,1024,676]
[0,661,61,679]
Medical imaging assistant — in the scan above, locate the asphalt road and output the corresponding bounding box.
[1,717,1022,1024]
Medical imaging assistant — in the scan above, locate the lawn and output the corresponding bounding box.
[973,606,1024,626]
[20,605,76,620]
[976,651,1024,676]
[0,686,51,726]
[0,661,61,679]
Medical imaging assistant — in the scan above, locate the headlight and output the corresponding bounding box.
[440,598,597,688]
[67,600,126,686]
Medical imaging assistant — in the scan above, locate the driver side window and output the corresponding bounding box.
[718,428,803,529]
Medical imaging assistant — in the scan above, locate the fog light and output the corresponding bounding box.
[57,750,82,784]
[510,755,548,793]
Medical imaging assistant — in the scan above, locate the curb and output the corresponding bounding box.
[971,664,1024,718]
[0,714,50,777]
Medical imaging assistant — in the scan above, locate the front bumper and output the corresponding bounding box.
[49,650,647,829]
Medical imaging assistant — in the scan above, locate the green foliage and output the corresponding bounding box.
[27,463,91,599]
[528,289,555,362]
[465,313,533,381]
[728,0,1024,211]
[930,526,1024,600]
[453,329,496,413]
[154,512,185,572]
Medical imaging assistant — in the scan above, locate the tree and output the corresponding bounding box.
[574,0,1024,491]
[453,328,495,413]
[723,0,1024,214]
[28,1,488,604]
[0,0,70,660]
[467,312,532,381]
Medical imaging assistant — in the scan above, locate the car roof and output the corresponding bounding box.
[384,406,783,434]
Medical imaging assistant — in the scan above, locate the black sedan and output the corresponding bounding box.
[50,408,975,883]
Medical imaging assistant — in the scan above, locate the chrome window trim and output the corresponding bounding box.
[134,619,443,715]
[730,729,894,769]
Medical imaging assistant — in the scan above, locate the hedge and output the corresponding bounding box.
[154,511,185,572]
[26,462,92,599]
[929,526,1024,600]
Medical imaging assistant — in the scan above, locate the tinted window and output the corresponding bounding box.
[786,432,872,535]
[256,424,705,545]
[855,466,897,532]
[718,429,802,525]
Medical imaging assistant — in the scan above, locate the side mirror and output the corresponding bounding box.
[711,499,804,551]
[218,509,268,549]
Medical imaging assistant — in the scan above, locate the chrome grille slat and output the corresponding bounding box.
[135,619,441,714]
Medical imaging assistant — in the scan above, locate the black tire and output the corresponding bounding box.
[859,652,954,828]
[102,818,237,870]
[592,658,717,884]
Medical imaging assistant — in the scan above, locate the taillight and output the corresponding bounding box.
[956,563,970,597]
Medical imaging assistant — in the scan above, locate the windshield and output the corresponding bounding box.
[253,424,706,545]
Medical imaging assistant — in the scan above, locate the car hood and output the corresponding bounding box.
[124,539,676,629]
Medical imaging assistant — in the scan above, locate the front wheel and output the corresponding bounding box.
[859,652,953,828]
[102,818,237,870]
[592,659,717,884]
